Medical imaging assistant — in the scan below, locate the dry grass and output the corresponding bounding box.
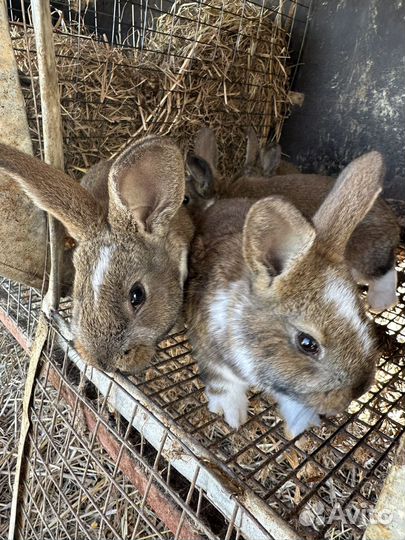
[11,0,293,178]
[0,327,28,539]
[0,325,172,539]
[5,3,405,536]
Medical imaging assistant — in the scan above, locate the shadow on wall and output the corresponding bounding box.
[281,0,405,201]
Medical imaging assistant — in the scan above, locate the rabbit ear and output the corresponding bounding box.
[245,127,260,168]
[261,142,282,176]
[108,136,185,235]
[194,127,218,174]
[313,151,384,261]
[0,143,105,240]
[243,196,315,288]
[186,153,214,198]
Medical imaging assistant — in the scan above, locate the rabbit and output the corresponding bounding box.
[0,166,75,293]
[184,151,383,437]
[185,127,298,219]
[242,126,300,177]
[0,135,194,374]
[185,127,400,314]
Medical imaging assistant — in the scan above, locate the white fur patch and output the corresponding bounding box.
[92,246,114,301]
[275,392,320,437]
[214,363,248,387]
[324,277,373,353]
[203,199,215,210]
[179,248,189,285]
[229,308,256,384]
[206,375,249,429]
[208,289,232,337]
[367,267,398,314]
[231,343,255,384]
[206,282,256,428]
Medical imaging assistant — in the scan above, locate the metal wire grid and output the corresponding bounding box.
[0,279,42,345]
[11,322,276,540]
[0,251,404,540]
[7,0,311,178]
[3,2,404,538]
[8,0,309,53]
[126,253,405,539]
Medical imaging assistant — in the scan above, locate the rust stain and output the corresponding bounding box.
[46,364,204,540]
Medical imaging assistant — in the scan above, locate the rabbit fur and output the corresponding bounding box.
[0,136,194,374]
[185,151,384,436]
[185,127,400,314]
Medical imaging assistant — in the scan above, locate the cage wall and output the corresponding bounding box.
[280,0,405,201]
[8,0,305,179]
[2,1,405,540]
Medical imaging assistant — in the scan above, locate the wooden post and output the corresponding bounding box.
[31,0,65,313]
[0,0,49,289]
[7,4,66,537]
[0,0,33,153]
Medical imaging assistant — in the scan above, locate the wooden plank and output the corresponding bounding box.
[31,0,65,311]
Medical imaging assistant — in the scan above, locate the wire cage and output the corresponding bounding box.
[2,1,405,539]
[8,0,309,178]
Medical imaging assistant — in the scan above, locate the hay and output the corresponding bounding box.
[11,0,292,178]
[0,328,28,539]
[0,325,172,539]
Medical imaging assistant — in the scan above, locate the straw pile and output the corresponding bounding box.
[11,0,293,178]
[0,328,27,539]
[0,326,171,539]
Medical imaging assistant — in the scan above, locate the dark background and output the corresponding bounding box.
[281,0,405,200]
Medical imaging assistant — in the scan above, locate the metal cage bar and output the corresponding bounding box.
[2,1,405,539]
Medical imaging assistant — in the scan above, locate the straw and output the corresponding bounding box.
[11,0,292,179]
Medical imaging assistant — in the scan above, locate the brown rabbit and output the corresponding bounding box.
[0,12,74,293]
[185,128,400,314]
[0,136,194,373]
[185,151,383,436]
[242,126,300,177]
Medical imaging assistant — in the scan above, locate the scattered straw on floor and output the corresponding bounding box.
[0,325,171,539]
[0,327,28,539]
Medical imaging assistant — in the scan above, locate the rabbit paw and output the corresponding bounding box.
[367,268,398,314]
[207,387,249,429]
[275,392,320,438]
[41,291,56,319]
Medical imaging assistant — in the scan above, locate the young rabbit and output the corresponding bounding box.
[0,136,194,374]
[0,18,74,293]
[0,165,75,292]
[242,127,299,177]
[185,128,400,314]
[185,151,383,436]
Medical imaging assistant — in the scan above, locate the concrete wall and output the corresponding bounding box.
[281,0,405,200]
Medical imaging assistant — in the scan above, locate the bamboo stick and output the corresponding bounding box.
[31,0,65,313]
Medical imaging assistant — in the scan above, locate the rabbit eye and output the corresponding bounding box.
[183,195,190,205]
[129,283,145,309]
[296,332,320,357]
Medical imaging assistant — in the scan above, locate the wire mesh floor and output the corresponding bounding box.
[1,251,404,539]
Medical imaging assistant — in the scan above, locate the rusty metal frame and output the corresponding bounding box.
[0,254,404,539]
